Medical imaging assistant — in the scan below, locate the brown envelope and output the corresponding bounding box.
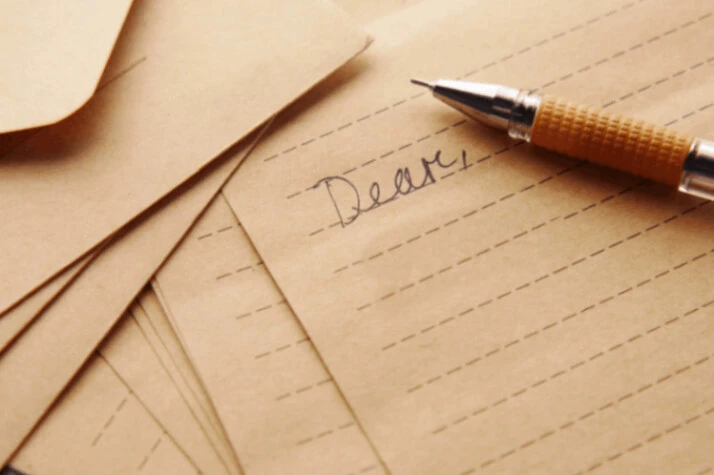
[0,1,133,133]
[0,0,370,316]
[0,0,131,344]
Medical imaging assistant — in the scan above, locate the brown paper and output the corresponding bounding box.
[143,3,448,473]
[0,1,133,132]
[10,354,198,474]
[10,292,239,474]
[132,291,242,475]
[0,256,91,352]
[0,130,258,466]
[332,0,423,24]
[99,313,231,474]
[0,0,370,315]
[222,0,714,472]
[154,195,384,475]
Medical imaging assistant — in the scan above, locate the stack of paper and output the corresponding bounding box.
[1,0,370,472]
[3,0,713,473]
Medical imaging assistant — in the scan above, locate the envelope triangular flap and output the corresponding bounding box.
[0,1,134,133]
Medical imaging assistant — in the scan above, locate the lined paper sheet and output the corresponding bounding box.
[153,195,384,475]
[223,0,714,472]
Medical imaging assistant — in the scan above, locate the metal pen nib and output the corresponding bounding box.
[410,78,435,90]
[410,79,540,140]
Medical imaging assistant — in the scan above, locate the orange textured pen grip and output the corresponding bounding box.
[530,96,694,186]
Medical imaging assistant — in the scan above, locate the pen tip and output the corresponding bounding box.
[410,78,435,90]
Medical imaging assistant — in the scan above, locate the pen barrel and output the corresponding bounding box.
[530,96,694,186]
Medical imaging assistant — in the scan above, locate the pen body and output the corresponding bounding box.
[530,96,692,187]
[421,79,714,200]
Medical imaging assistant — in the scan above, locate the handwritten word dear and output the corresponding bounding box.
[313,150,468,226]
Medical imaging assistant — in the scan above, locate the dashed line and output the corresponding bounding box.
[254,336,311,360]
[404,248,714,393]
[137,433,165,471]
[150,437,162,453]
[276,377,333,402]
[196,224,240,240]
[116,397,128,412]
[91,433,103,447]
[216,261,265,280]
[235,299,287,321]
[295,421,355,446]
[536,13,713,92]
[577,405,714,474]
[345,463,380,475]
[431,300,714,447]
[358,188,700,314]
[663,101,714,126]
[91,392,130,447]
[103,415,115,429]
[475,355,712,472]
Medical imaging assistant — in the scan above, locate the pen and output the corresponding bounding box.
[411,79,714,200]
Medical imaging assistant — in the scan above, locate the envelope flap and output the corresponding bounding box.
[0,1,134,133]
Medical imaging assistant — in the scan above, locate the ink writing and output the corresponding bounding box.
[312,150,468,226]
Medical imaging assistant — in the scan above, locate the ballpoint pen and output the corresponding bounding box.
[411,79,714,200]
